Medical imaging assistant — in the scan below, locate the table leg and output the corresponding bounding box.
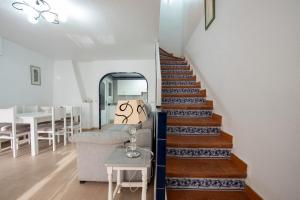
[141,168,147,200]
[117,170,121,194]
[30,119,38,156]
[107,167,113,200]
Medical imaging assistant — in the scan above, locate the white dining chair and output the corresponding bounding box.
[22,105,39,113]
[0,107,29,158]
[37,107,66,151]
[65,106,82,141]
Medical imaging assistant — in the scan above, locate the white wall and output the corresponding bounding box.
[183,0,300,199]
[52,59,156,128]
[53,60,82,106]
[0,38,53,107]
[117,80,147,95]
[159,0,184,56]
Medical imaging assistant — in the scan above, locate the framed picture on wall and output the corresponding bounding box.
[30,65,41,85]
[205,0,215,30]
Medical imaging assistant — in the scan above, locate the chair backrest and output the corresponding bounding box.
[15,106,23,114]
[22,105,39,113]
[0,107,16,123]
[39,106,52,113]
[71,106,81,118]
[54,107,66,121]
[0,107,16,136]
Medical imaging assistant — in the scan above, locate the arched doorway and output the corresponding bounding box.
[98,72,148,129]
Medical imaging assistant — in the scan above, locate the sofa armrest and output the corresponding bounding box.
[73,132,128,145]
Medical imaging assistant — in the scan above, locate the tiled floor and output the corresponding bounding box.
[0,140,154,200]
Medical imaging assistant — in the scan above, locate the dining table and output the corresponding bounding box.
[16,112,52,156]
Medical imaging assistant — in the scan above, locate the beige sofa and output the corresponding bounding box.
[73,115,153,183]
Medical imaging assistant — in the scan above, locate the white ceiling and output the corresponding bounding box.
[0,0,160,60]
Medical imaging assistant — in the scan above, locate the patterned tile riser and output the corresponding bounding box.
[167,148,231,158]
[167,126,221,135]
[161,67,190,70]
[161,69,192,73]
[162,97,206,104]
[162,75,194,79]
[164,110,213,118]
[162,88,200,94]
[161,62,188,65]
[166,178,245,190]
[162,81,196,86]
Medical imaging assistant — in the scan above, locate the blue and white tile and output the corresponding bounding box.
[167,126,221,135]
[162,81,196,86]
[167,148,231,158]
[162,74,193,79]
[161,69,191,73]
[162,88,200,94]
[164,109,212,118]
[162,97,206,104]
[166,178,245,190]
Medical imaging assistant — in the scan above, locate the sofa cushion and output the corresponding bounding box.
[74,131,128,145]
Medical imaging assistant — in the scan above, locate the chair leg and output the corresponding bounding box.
[48,133,52,146]
[57,134,60,143]
[52,134,56,152]
[12,138,17,158]
[28,134,31,144]
[16,138,19,150]
[64,132,67,146]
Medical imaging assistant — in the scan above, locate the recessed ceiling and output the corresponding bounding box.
[0,0,160,60]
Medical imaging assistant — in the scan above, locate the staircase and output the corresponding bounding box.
[159,49,262,200]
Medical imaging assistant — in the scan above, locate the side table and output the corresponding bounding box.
[105,148,151,200]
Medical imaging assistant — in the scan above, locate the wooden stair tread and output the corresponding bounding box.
[162,101,212,110]
[167,190,251,200]
[161,71,192,75]
[167,131,232,148]
[166,157,247,178]
[167,113,221,126]
[162,85,200,89]
[162,77,196,81]
[162,85,201,89]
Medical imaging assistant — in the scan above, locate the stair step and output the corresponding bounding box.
[162,74,194,79]
[162,76,196,82]
[161,65,190,70]
[162,84,200,89]
[167,188,261,200]
[167,114,222,126]
[166,156,247,178]
[167,147,231,158]
[167,126,221,135]
[166,132,232,158]
[162,101,213,110]
[164,109,213,118]
[162,97,206,105]
[162,88,203,95]
[162,80,198,86]
[161,61,188,65]
[161,69,191,74]
[167,131,232,148]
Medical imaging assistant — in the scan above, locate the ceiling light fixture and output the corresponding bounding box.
[12,0,61,24]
